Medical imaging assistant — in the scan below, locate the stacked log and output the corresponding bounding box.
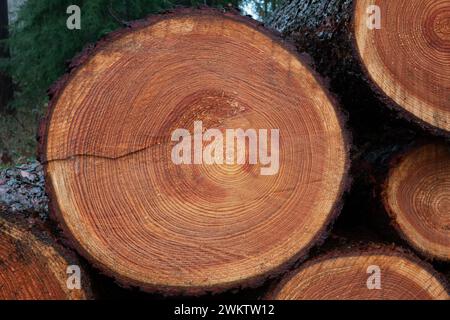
[267,246,449,300]
[0,3,447,300]
[383,143,450,261]
[269,0,450,136]
[266,0,449,300]
[38,8,349,294]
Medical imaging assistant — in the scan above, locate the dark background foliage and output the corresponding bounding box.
[0,0,280,163]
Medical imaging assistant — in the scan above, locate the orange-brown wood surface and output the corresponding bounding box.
[0,218,90,300]
[383,143,450,261]
[40,9,349,294]
[354,0,450,133]
[267,247,449,300]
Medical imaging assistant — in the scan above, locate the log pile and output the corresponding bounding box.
[0,3,449,300]
[38,8,349,295]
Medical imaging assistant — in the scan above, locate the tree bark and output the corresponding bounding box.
[38,8,350,294]
[0,216,92,299]
[268,0,450,136]
[266,245,449,300]
[382,143,450,262]
[0,161,48,218]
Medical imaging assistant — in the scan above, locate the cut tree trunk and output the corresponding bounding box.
[266,246,449,300]
[38,8,349,294]
[269,0,450,136]
[0,217,91,299]
[383,143,450,261]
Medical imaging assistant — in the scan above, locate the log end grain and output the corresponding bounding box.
[40,9,350,294]
[354,0,450,134]
[383,143,450,261]
[267,246,449,300]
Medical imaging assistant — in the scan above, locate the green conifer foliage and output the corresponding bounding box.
[0,0,278,162]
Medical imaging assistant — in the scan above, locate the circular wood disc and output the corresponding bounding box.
[383,143,450,261]
[267,247,449,300]
[0,218,89,299]
[354,0,450,134]
[41,10,348,293]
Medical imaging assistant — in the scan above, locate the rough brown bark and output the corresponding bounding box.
[38,8,350,295]
[268,1,450,260]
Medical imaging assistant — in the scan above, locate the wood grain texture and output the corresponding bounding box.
[269,0,450,136]
[0,218,90,300]
[383,143,450,261]
[39,9,349,294]
[267,246,449,300]
[354,0,450,133]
